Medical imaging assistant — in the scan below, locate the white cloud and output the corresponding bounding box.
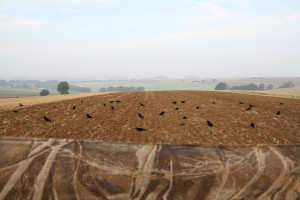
[0,14,46,31]
[61,8,81,13]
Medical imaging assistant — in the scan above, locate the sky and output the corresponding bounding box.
[0,0,300,79]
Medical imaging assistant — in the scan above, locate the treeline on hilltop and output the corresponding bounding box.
[99,86,145,92]
[0,79,91,93]
[215,82,295,90]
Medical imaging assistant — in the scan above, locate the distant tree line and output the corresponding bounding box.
[0,80,59,90]
[69,85,91,93]
[214,82,296,91]
[99,86,145,92]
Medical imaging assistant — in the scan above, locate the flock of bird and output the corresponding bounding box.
[13,99,284,133]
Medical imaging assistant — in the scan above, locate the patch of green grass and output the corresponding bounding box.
[90,82,217,92]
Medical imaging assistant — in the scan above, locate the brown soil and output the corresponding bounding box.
[0,91,299,144]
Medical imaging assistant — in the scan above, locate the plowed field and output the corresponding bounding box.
[1,91,299,144]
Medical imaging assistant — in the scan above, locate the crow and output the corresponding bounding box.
[280,102,283,105]
[180,123,185,126]
[140,103,145,107]
[135,127,146,132]
[246,105,254,111]
[44,116,51,122]
[53,106,57,109]
[277,111,280,115]
[111,106,114,110]
[103,103,107,106]
[73,106,76,110]
[207,120,214,127]
[13,110,18,113]
[212,102,216,104]
[250,122,255,128]
[159,111,165,116]
[239,102,244,104]
[116,100,121,103]
[172,101,177,104]
[175,108,179,110]
[86,114,93,119]
[196,106,199,109]
[181,101,185,103]
[109,101,114,103]
[19,103,23,107]
[138,113,144,119]
[183,116,187,119]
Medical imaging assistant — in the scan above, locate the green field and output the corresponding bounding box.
[91,82,217,92]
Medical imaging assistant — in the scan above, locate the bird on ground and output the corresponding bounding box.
[172,101,177,104]
[81,100,84,103]
[180,123,185,126]
[181,101,185,103]
[138,113,144,119]
[280,102,284,105]
[53,106,57,109]
[246,105,254,111]
[239,102,244,104]
[277,111,280,115]
[111,106,114,110]
[196,106,199,109]
[103,103,107,106]
[19,103,23,106]
[73,106,76,110]
[175,108,179,110]
[44,116,51,122]
[116,100,121,103]
[159,111,165,116]
[135,127,146,132]
[207,120,214,127]
[109,101,114,103]
[86,114,93,119]
[13,110,18,113]
[183,116,187,119]
[212,102,216,104]
[140,103,145,106]
[250,122,255,128]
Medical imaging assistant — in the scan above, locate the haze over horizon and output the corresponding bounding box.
[1,0,300,79]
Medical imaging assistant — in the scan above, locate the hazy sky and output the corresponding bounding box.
[0,0,300,79]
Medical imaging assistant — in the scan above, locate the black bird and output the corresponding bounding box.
[135,127,146,132]
[19,103,23,106]
[175,108,179,110]
[280,102,284,105]
[196,106,199,109]
[207,120,214,127]
[246,105,254,111]
[212,102,216,104]
[116,100,121,103]
[180,123,185,126]
[181,101,185,103]
[159,111,165,116]
[138,113,144,119]
[239,102,244,104]
[103,103,107,106]
[44,116,51,122]
[183,116,187,119]
[13,110,18,113]
[140,103,145,107]
[172,101,177,104]
[277,111,280,115]
[86,114,93,119]
[109,101,114,103]
[111,106,114,110]
[53,106,57,109]
[73,106,76,110]
[250,122,255,128]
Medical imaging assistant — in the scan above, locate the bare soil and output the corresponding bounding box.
[0,91,299,144]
